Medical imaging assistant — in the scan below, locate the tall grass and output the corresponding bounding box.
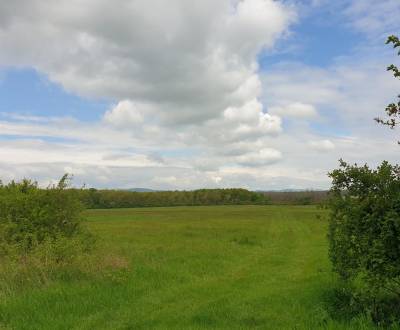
[0,205,394,329]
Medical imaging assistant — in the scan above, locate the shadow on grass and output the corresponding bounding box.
[322,286,400,328]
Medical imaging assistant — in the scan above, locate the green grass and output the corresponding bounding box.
[0,205,381,329]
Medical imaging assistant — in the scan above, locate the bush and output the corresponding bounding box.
[0,175,132,298]
[0,174,88,256]
[327,160,400,325]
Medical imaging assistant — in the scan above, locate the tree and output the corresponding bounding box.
[375,35,400,129]
[326,35,400,326]
[327,160,400,324]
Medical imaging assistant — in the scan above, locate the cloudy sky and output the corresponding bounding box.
[0,0,399,190]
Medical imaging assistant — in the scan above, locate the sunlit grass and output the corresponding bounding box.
[0,206,386,329]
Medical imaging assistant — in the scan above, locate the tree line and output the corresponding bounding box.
[77,188,269,208]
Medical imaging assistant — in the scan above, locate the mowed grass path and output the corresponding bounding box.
[0,206,373,329]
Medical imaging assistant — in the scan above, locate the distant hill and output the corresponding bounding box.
[126,188,158,192]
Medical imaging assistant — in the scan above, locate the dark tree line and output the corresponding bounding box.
[261,190,328,205]
[77,188,269,209]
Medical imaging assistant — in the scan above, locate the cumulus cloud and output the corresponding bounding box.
[222,99,282,139]
[0,0,295,125]
[0,0,299,178]
[103,100,144,129]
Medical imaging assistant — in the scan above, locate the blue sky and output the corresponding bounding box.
[0,69,108,121]
[260,3,362,68]
[0,0,399,189]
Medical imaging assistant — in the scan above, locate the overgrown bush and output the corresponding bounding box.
[0,175,129,297]
[0,174,89,256]
[0,174,99,289]
[327,160,400,325]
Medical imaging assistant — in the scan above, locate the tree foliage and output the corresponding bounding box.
[327,160,400,323]
[375,35,400,129]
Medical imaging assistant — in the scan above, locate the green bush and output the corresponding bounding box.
[0,176,133,298]
[327,160,400,325]
[0,175,88,255]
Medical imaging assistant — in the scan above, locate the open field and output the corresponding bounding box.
[0,206,382,329]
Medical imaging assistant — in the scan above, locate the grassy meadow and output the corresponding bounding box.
[0,205,384,329]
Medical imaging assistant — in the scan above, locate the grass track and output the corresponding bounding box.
[0,206,380,329]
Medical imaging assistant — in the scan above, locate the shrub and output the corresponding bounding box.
[0,174,88,256]
[327,160,400,324]
[0,175,132,297]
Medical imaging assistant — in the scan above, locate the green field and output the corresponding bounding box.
[0,206,378,329]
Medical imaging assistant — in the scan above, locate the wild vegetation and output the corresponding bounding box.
[0,176,126,300]
[327,160,400,326]
[323,35,400,327]
[0,172,398,328]
[0,205,389,329]
[0,175,86,253]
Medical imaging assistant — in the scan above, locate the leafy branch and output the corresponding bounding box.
[375,35,400,130]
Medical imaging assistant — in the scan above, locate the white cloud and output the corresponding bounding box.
[222,99,282,139]
[269,102,318,119]
[0,0,298,181]
[0,0,295,126]
[223,0,295,60]
[309,139,335,151]
[103,100,144,129]
[235,148,282,166]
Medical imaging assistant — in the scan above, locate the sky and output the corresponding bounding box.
[0,0,399,190]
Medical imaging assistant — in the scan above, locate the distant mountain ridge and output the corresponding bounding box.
[125,188,158,192]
